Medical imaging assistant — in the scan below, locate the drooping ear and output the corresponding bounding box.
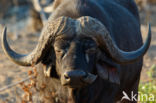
[96,62,120,85]
[41,46,57,77]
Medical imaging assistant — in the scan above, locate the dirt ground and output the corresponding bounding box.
[0,3,156,103]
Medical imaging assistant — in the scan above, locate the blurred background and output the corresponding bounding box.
[0,0,155,102]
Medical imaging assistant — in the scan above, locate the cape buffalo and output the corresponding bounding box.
[1,0,151,103]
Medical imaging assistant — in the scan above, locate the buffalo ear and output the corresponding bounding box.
[96,63,120,85]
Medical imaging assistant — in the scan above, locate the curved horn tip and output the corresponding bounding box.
[1,26,7,35]
[148,23,151,37]
[1,26,32,66]
[144,23,152,52]
[3,26,7,31]
[1,26,7,45]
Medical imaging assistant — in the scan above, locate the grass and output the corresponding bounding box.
[139,64,156,103]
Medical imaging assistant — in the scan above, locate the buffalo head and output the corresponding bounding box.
[1,16,151,88]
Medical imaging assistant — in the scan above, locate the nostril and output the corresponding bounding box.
[64,74,69,79]
[64,72,70,80]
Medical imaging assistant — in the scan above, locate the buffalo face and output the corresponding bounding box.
[54,35,97,88]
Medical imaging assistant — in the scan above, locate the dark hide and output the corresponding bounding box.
[36,0,143,103]
[36,63,119,103]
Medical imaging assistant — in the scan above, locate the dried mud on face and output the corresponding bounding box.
[0,3,156,103]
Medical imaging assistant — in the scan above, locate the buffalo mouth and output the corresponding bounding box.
[61,70,97,88]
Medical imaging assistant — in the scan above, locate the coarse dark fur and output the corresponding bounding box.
[34,0,143,103]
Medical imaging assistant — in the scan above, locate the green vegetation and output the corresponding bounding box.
[139,64,156,103]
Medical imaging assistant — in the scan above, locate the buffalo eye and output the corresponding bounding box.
[54,40,69,55]
[86,47,97,54]
[55,48,65,54]
[82,37,97,54]
[54,47,67,59]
